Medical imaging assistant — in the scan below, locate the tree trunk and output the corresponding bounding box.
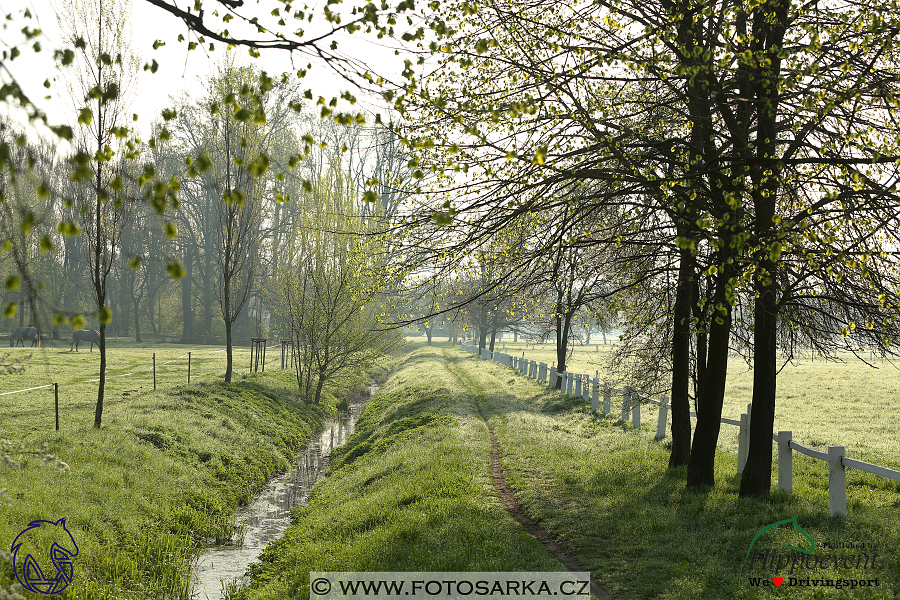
[669,245,694,468]
[739,0,788,498]
[181,241,193,341]
[203,246,213,335]
[686,264,733,488]
[314,372,326,405]
[224,270,233,383]
[133,295,142,343]
[740,271,778,496]
[95,321,107,428]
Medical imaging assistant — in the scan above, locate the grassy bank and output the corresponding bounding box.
[241,343,899,599]
[0,358,343,599]
[239,345,564,600]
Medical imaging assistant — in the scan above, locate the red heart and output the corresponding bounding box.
[773,577,784,587]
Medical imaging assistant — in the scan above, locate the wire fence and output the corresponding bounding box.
[0,341,285,431]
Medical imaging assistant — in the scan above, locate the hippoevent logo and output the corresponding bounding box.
[11,518,79,595]
[744,516,881,590]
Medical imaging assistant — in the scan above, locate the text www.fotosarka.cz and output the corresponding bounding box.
[309,572,592,599]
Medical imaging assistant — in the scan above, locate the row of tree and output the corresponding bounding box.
[390,0,900,498]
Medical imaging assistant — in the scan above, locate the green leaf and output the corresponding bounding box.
[51,125,73,140]
[166,260,186,279]
[39,235,54,253]
[98,306,112,324]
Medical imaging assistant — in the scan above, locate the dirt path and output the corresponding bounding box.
[444,355,616,600]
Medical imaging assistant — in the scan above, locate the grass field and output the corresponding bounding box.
[238,343,900,599]
[0,338,364,600]
[0,338,289,436]
[3,339,897,598]
[457,339,900,472]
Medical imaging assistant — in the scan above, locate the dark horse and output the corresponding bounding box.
[71,329,101,352]
[10,327,41,347]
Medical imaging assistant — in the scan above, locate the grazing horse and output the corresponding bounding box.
[9,327,40,347]
[71,329,101,352]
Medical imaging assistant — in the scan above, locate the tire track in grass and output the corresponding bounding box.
[444,351,615,600]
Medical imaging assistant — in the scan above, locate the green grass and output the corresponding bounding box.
[238,345,564,600]
[0,343,347,600]
[240,343,899,599]
[459,348,900,598]
[467,341,900,472]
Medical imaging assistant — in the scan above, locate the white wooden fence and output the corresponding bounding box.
[460,342,900,517]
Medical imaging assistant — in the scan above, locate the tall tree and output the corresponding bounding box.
[59,0,139,427]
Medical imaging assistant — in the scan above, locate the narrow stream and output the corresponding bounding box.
[189,389,373,600]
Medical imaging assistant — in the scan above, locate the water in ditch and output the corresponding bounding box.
[189,389,372,600]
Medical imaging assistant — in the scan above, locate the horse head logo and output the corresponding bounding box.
[746,515,815,561]
[11,518,79,595]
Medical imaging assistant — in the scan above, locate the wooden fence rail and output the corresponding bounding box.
[460,342,900,517]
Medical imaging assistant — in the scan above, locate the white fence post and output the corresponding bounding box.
[566,373,574,395]
[777,431,793,492]
[632,394,641,429]
[583,376,590,403]
[592,378,600,410]
[549,366,557,389]
[656,396,668,440]
[621,390,630,421]
[603,383,611,415]
[574,375,582,398]
[539,362,547,382]
[829,446,847,517]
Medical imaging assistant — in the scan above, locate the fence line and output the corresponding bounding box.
[460,342,900,517]
[1,341,292,428]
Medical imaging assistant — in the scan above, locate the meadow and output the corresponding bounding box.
[2,338,897,599]
[0,338,279,436]
[479,339,900,471]
[0,337,358,600]
[241,343,900,600]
